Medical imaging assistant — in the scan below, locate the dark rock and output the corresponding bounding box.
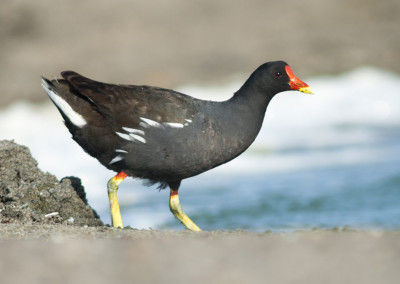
[0,140,103,226]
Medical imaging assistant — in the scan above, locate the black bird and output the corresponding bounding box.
[41,61,312,231]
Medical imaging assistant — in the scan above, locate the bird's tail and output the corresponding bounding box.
[41,76,88,128]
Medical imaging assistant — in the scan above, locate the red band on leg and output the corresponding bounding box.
[115,171,127,180]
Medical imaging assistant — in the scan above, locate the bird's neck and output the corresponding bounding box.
[228,81,274,125]
[213,83,275,154]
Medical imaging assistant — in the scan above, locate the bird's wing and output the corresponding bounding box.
[61,71,199,129]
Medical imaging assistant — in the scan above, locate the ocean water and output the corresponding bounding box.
[1,66,399,231]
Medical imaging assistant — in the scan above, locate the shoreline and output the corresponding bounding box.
[2,223,394,240]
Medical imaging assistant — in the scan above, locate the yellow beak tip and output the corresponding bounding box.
[298,86,314,94]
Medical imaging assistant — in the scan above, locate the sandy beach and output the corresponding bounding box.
[0,225,399,284]
[1,0,400,283]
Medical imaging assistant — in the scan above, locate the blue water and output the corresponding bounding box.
[1,66,400,231]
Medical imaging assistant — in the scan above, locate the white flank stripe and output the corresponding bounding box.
[164,122,184,128]
[185,119,192,123]
[116,131,146,143]
[129,133,146,143]
[115,149,128,153]
[116,132,131,141]
[109,155,123,164]
[122,127,145,135]
[140,117,161,127]
[41,80,87,128]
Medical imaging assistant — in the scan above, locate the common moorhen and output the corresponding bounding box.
[41,61,312,231]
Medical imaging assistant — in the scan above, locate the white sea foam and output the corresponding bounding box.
[1,66,399,229]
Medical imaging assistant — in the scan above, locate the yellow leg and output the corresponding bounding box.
[107,171,127,228]
[169,189,201,231]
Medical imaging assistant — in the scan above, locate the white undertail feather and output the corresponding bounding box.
[41,78,87,128]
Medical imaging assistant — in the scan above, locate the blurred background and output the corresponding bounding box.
[1,0,399,231]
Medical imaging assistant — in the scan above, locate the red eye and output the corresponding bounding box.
[275,72,283,78]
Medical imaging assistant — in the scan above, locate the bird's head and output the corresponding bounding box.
[249,61,313,95]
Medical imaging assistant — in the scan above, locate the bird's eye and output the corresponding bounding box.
[274,72,283,78]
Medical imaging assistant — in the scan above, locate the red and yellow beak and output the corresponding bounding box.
[285,65,313,94]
